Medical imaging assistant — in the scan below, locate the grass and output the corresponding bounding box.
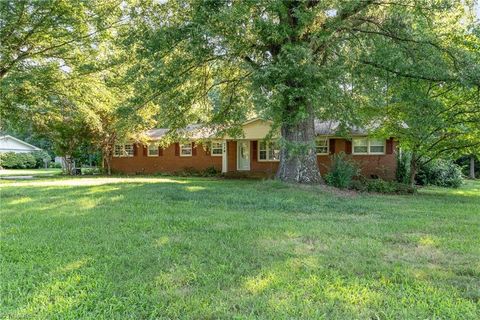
[1,176,479,319]
[0,168,62,176]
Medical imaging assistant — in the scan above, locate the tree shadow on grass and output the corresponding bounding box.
[1,177,479,318]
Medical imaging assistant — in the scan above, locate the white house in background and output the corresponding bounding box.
[0,135,41,153]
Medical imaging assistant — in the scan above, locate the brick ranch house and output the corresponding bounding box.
[111,119,397,179]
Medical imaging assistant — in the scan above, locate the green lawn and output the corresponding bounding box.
[1,177,479,319]
[0,168,62,176]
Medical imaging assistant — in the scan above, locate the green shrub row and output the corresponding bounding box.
[174,166,220,177]
[0,151,51,169]
[0,152,36,169]
[324,152,414,194]
[416,159,463,188]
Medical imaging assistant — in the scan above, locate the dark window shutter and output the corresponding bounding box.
[143,145,147,156]
[158,146,163,156]
[175,143,180,156]
[205,143,211,156]
[345,140,352,154]
[252,140,258,161]
[329,139,336,154]
[386,138,393,154]
[133,143,138,156]
[192,142,197,156]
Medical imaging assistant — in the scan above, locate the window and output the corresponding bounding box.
[211,141,223,156]
[148,144,158,156]
[353,138,385,155]
[316,138,329,155]
[180,143,192,156]
[369,139,385,154]
[258,140,280,161]
[353,138,368,154]
[114,144,122,157]
[113,144,134,157]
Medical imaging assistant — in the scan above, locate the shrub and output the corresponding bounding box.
[455,155,479,179]
[201,166,220,177]
[32,150,51,168]
[416,159,463,188]
[49,162,62,169]
[82,167,101,175]
[0,152,36,169]
[350,178,416,194]
[395,151,411,184]
[175,167,200,176]
[325,152,359,189]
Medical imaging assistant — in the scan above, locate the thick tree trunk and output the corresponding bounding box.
[102,152,112,175]
[62,155,74,175]
[276,112,322,184]
[469,154,476,179]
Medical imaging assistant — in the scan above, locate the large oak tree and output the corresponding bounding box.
[129,0,477,183]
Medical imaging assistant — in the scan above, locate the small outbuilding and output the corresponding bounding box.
[0,135,41,153]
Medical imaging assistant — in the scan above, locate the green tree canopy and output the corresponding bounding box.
[128,0,478,183]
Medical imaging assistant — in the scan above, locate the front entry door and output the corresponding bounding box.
[237,141,250,171]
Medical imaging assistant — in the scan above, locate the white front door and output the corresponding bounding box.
[237,141,250,171]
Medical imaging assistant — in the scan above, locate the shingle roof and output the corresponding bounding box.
[144,128,169,140]
[145,119,373,140]
[314,120,369,135]
[145,124,216,140]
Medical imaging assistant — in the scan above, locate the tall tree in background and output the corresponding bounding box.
[129,0,477,183]
[0,0,155,173]
[0,0,124,80]
[379,82,480,186]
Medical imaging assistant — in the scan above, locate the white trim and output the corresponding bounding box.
[180,143,192,157]
[147,143,158,157]
[211,141,223,157]
[221,140,228,173]
[316,137,329,155]
[113,144,134,157]
[352,138,386,155]
[257,140,280,162]
[237,140,251,171]
[0,135,41,151]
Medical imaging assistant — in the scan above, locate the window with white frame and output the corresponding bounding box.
[180,143,192,156]
[316,138,329,155]
[114,144,122,157]
[353,138,368,154]
[258,140,280,161]
[353,138,385,154]
[113,144,134,157]
[369,139,385,154]
[148,144,158,156]
[211,141,223,156]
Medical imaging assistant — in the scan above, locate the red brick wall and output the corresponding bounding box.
[111,139,397,180]
[250,141,278,175]
[331,138,398,180]
[111,143,222,174]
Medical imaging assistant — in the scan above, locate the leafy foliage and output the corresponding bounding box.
[125,0,479,183]
[396,151,412,184]
[325,152,359,189]
[456,155,479,179]
[31,150,51,168]
[0,152,36,169]
[416,159,463,188]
